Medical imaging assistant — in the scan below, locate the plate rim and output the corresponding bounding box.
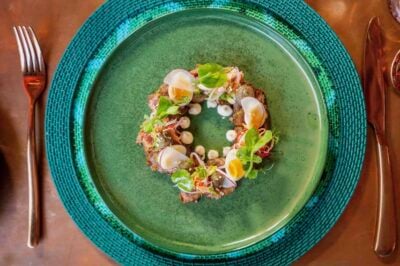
[82,8,330,256]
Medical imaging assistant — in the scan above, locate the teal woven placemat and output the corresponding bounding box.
[46,0,366,265]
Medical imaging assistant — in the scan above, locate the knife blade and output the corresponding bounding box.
[363,16,397,258]
[363,17,387,144]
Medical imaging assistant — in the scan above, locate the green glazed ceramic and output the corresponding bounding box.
[84,9,328,255]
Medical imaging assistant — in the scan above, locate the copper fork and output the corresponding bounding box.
[13,26,46,248]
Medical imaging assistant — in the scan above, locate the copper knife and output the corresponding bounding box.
[363,16,397,257]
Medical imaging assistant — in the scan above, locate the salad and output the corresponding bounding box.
[136,63,278,203]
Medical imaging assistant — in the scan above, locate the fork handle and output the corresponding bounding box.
[27,102,40,248]
[374,135,397,257]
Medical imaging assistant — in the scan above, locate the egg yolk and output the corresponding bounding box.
[248,107,265,129]
[170,86,191,100]
[227,158,245,180]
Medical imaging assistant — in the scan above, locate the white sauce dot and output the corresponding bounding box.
[180,131,193,144]
[208,149,219,160]
[195,145,205,156]
[207,100,217,108]
[226,130,237,142]
[217,105,233,117]
[223,147,231,157]
[188,103,202,115]
[179,116,190,129]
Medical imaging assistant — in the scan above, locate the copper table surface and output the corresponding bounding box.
[1,0,400,265]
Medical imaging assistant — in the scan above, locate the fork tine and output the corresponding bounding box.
[28,27,45,73]
[22,26,38,73]
[13,26,26,72]
[17,26,32,73]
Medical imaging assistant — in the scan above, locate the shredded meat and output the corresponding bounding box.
[148,152,160,171]
[232,109,244,126]
[211,173,225,188]
[164,126,181,144]
[180,192,201,203]
[206,158,225,167]
[228,68,244,90]
[192,93,206,103]
[254,89,266,105]
[148,93,159,111]
[190,68,198,77]
[159,84,168,96]
[254,89,269,127]
[220,187,235,196]
[136,132,153,151]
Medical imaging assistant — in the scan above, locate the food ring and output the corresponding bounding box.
[136,63,277,203]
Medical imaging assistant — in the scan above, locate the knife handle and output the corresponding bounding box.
[374,135,397,257]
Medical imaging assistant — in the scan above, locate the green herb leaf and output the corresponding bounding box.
[141,117,162,133]
[247,169,258,179]
[244,128,259,148]
[198,63,224,76]
[156,96,173,116]
[177,182,194,192]
[207,165,217,176]
[156,96,180,118]
[253,130,273,151]
[271,129,280,145]
[237,147,252,163]
[171,169,191,183]
[199,73,227,88]
[142,119,154,133]
[219,92,234,103]
[171,169,194,192]
[237,129,275,179]
[252,155,262,164]
[192,165,217,180]
[193,166,208,179]
[164,105,180,116]
[198,63,228,88]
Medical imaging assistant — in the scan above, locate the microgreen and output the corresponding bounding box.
[198,63,228,88]
[219,92,235,103]
[156,96,180,118]
[171,169,194,192]
[193,166,208,179]
[141,96,180,133]
[192,165,217,180]
[237,128,273,179]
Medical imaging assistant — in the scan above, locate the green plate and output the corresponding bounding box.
[46,0,366,264]
[84,9,328,255]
